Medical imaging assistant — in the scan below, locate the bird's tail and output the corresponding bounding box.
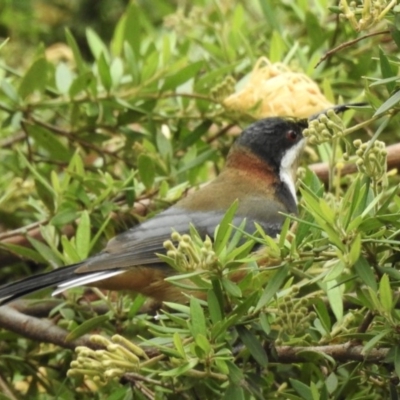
[0,264,82,305]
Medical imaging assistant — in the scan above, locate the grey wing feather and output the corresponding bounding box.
[75,201,284,274]
[77,207,227,272]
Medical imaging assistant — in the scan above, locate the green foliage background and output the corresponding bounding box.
[0,0,400,399]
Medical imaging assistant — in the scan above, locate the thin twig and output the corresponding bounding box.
[0,219,47,240]
[309,142,400,184]
[324,11,341,69]
[0,305,392,364]
[26,117,122,160]
[315,30,390,68]
[8,299,110,318]
[0,132,26,148]
[129,380,155,400]
[0,306,100,350]
[206,123,235,144]
[0,373,18,400]
[270,342,389,363]
[357,311,375,334]
[122,372,168,388]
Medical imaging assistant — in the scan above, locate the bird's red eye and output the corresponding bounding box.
[286,130,298,141]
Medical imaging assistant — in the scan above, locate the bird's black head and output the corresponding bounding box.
[235,117,307,172]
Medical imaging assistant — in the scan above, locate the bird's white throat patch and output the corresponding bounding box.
[279,139,305,204]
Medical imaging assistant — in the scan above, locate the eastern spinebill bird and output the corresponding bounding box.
[0,104,363,305]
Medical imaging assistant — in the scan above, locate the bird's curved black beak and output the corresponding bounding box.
[308,102,368,121]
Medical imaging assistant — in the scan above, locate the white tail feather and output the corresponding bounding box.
[52,270,124,296]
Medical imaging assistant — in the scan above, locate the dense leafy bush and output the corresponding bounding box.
[1,1,400,399]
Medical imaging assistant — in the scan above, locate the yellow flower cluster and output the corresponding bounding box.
[68,334,148,383]
[223,57,333,119]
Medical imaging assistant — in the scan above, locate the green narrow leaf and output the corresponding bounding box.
[258,0,281,32]
[362,329,391,354]
[124,175,136,208]
[278,217,291,248]
[128,294,147,318]
[214,200,239,254]
[110,57,124,87]
[18,57,48,99]
[180,120,213,149]
[314,216,345,252]
[55,62,73,94]
[313,299,331,332]
[221,277,242,298]
[122,3,141,58]
[189,297,207,338]
[354,257,377,291]
[51,170,60,194]
[61,236,80,263]
[326,280,343,322]
[392,28,400,48]
[35,178,55,213]
[310,381,322,400]
[89,214,112,253]
[341,174,362,229]
[269,30,286,62]
[69,71,95,97]
[260,230,280,259]
[379,48,395,92]
[124,42,140,85]
[195,333,211,354]
[110,9,127,56]
[162,34,172,65]
[18,151,55,195]
[256,265,289,310]
[207,289,223,324]
[141,46,159,82]
[226,360,244,384]
[0,37,9,52]
[177,149,216,174]
[97,52,112,91]
[1,80,20,103]
[24,124,71,162]
[51,209,78,227]
[2,243,46,263]
[367,286,382,311]
[222,384,245,400]
[86,28,109,60]
[289,378,313,400]
[300,188,325,219]
[325,373,338,395]
[173,332,187,359]
[379,274,393,315]
[259,312,271,334]
[137,154,155,190]
[323,260,345,282]
[26,236,63,266]
[162,61,204,91]
[66,315,110,341]
[369,76,399,88]
[65,28,85,72]
[236,326,268,367]
[394,345,400,378]
[159,359,198,377]
[374,90,400,117]
[348,234,361,266]
[156,130,172,159]
[76,211,91,259]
